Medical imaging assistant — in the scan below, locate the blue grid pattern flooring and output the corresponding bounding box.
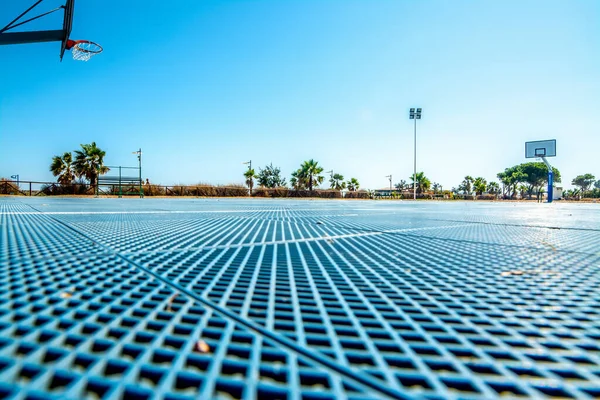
[1,198,599,399]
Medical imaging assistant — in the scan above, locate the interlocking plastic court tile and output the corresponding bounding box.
[1,197,599,399]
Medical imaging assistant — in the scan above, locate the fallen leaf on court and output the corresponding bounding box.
[500,270,524,277]
[316,221,323,225]
[166,294,178,312]
[501,270,560,278]
[59,287,76,298]
[194,340,210,353]
[540,241,557,252]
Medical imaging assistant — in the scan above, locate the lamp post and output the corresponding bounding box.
[11,174,19,187]
[132,148,142,198]
[326,170,333,188]
[385,175,392,191]
[409,108,422,200]
[242,160,252,171]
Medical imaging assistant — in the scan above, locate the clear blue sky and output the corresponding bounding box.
[1,0,599,190]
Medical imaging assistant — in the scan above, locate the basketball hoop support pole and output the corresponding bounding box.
[541,156,553,203]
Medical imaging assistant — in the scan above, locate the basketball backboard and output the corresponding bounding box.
[0,0,100,61]
[60,0,74,60]
[525,139,556,158]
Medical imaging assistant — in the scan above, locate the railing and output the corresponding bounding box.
[0,180,92,196]
[99,165,143,198]
[1,180,505,200]
[0,180,372,199]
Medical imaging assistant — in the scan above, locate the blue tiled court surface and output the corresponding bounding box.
[1,197,599,399]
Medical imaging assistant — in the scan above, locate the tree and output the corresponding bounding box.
[473,177,487,196]
[432,182,442,194]
[72,142,109,188]
[595,180,600,190]
[243,168,255,193]
[458,176,474,195]
[256,163,286,188]
[487,181,500,195]
[497,166,526,199]
[519,162,562,200]
[395,180,407,191]
[290,169,306,190]
[410,172,431,194]
[346,178,360,191]
[572,174,596,193]
[497,163,560,200]
[50,152,75,185]
[299,159,324,191]
[520,162,548,199]
[329,173,346,190]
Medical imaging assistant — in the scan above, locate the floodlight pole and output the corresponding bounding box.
[413,118,417,200]
[11,175,19,187]
[243,160,252,171]
[541,156,553,203]
[409,108,422,200]
[385,175,392,191]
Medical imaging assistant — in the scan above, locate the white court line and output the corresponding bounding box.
[122,224,471,254]
[2,210,286,215]
[0,210,382,216]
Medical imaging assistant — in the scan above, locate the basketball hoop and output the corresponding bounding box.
[65,39,102,61]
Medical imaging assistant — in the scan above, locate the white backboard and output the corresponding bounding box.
[525,139,556,158]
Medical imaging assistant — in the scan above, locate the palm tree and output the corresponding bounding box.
[432,182,442,194]
[290,169,306,190]
[346,178,360,191]
[410,172,431,194]
[243,168,255,194]
[395,180,407,191]
[329,173,346,190]
[300,159,324,191]
[50,152,75,185]
[487,181,500,195]
[473,177,487,196]
[73,142,109,188]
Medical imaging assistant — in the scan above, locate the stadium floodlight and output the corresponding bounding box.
[409,107,423,199]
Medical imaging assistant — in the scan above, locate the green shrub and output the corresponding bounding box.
[476,194,496,200]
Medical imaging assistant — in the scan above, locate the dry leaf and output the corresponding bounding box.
[166,293,178,312]
[59,292,72,299]
[194,340,210,353]
[500,270,524,277]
